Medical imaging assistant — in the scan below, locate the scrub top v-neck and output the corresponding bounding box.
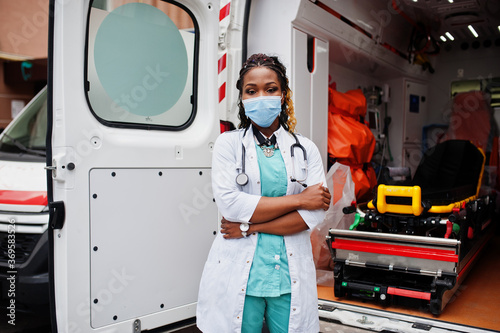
[246,141,291,297]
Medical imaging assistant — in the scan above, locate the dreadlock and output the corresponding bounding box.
[236,53,296,133]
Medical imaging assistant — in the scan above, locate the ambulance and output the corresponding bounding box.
[2,0,499,332]
[0,87,48,313]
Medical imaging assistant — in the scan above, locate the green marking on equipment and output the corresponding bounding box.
[349,213,361,230]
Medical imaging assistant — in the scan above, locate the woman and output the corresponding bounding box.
[197,54,331,332]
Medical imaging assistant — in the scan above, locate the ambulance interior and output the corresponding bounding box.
[295,0,500,330]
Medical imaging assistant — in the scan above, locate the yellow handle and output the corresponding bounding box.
[376,185,424,216]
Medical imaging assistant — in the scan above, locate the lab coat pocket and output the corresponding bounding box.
[201,240,252,293]
[198,254,249,320]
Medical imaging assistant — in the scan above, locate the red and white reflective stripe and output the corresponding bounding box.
[218,52,227,74]
[219,1,231,21]
[218,53,227,103]
[218,81,227,103]
[0,190,48,206]
[218,0,231,105]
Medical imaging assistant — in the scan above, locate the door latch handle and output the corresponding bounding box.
[49,201,66,230]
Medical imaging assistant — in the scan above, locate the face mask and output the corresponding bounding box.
[243,96,282,128]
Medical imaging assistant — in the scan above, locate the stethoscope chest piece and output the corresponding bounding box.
[236,172,249,186]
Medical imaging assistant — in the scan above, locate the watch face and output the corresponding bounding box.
[240,223,249,232]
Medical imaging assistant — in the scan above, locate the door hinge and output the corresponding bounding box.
[218,31,226,50]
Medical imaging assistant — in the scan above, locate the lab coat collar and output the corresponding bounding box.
[243,123,288,149]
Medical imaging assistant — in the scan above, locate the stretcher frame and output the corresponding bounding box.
[327,142,495,315]
[328,214,494,315]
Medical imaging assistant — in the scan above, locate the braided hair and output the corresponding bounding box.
[236,54,297,133]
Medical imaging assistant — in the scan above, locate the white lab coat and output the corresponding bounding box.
[197,125,327,333]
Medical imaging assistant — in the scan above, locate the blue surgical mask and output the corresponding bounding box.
[243,96,282,128]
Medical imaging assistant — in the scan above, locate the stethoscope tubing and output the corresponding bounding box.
[290,136,308,187]
[236,128,307,187]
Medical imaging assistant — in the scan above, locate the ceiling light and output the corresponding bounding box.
[440,36,447,42]
[448,0,454,3]
[468,25,479,38]
[445,32,455,41]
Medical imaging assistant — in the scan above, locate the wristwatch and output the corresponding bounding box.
[240,223,249,237]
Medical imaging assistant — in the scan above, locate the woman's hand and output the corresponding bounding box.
[220,217,246,239]
[221,184,331,238]
[298,183,331,211]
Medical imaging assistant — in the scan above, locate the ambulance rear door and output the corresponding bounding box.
[47,1,219,331]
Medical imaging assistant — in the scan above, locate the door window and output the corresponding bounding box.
[86,0,197,129]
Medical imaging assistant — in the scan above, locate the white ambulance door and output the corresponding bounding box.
[47,1,219,332]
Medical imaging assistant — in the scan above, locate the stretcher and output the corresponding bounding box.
[327,140,496,315]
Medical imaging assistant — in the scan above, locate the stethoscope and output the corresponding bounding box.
[236,126,308,187]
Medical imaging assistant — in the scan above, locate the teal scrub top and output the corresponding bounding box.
[246,142,291,297]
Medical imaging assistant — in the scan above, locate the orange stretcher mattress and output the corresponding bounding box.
[328,88,377,202]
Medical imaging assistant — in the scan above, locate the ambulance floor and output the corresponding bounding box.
[318,235,500,331]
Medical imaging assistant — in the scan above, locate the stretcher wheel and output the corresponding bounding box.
[429,298,442,315]
[334,282,346,298]
[333,264,346,297]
